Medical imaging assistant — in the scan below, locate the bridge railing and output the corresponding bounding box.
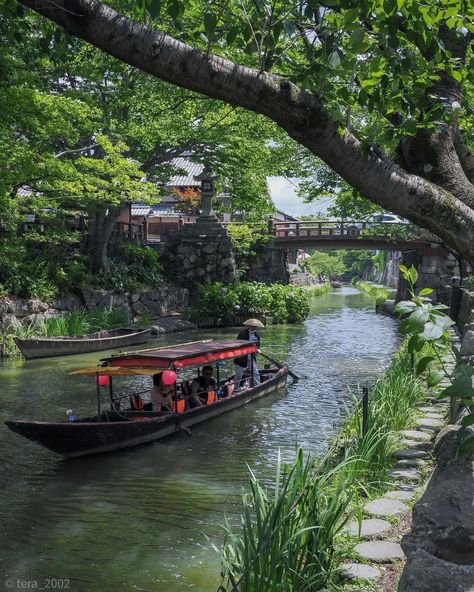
[271,220,367,238]
[270,220,420,239]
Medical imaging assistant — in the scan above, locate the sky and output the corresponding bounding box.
[268,177,334,218]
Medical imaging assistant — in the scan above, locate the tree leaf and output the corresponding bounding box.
[422,322,444,340]
[416,356,434,374]
[457,434,474,457]
[407,334,425,353]
[418,288,433,296]
[395,300,417,314]
[461,414,474,427]
[427,370,444,387]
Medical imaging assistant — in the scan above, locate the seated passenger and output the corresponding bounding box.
[150,372,174,412]
[190,366,217,406]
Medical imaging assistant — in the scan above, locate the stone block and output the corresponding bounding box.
[1,313,22,332]
[27,299,49,314]
[460,330,474,356]
[7,299,30,317]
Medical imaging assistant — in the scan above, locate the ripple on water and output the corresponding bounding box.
[0,287,401,592]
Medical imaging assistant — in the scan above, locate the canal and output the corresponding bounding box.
[0,287,400,592]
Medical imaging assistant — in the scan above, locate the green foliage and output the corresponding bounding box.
[108,243,165,292]
[189,282,309,324]
[355,281,390,304]
[395,265,474,455]
[217,449,356,592]
[227,224,273,277]
[32,307,130,338]
[303,283,332,298]
[341,347,424,490]
[305,250,346,278]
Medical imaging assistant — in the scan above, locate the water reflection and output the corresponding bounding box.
[0,287,401,591]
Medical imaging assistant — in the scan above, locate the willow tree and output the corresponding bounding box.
[16,0,474,264]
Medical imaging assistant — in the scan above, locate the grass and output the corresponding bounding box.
[217,345,428,591]
[303,283,333,298]
[1,307,130,358]
[353,280,390,305]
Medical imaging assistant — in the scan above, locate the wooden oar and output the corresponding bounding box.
[258,351,300,382]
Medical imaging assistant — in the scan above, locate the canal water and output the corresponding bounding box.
[0,287,400,592]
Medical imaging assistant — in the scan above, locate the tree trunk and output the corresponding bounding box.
[88,203,122,274]
[20,0,474,265]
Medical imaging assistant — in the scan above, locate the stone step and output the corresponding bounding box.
[385,489,415,501]
[399,439,432,451]
[389,468,421,481]
[343,518,392,539]
[418,406,445,413]
[396,458,427,468]
[424,413,444,420]
[364,498,408,517]
[400,430,432,442]
[416,417,444,432]
[393,448,428,459]
[340,562,382,582]
[354,540,405,563]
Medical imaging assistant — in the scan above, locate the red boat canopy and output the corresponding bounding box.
[100,339,257,370]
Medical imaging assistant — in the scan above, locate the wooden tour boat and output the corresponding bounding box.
[14,327,152,360]
[5,339,288,458]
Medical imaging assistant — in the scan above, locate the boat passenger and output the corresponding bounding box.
[234,319,263,391]
[150,372,174,412]
[190,366,216,406]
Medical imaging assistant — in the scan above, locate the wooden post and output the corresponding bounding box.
[109,376,114,410]
[96,373,101,420]
[362,386,369,436]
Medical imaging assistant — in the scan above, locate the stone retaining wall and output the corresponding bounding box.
[399,425,474,591]
[0,286,189,334]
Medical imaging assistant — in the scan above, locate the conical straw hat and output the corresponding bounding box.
[243,318,265,328]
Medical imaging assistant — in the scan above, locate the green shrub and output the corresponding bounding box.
[189,282,310,324]
[231,282,273,316]
[189,283,239,323]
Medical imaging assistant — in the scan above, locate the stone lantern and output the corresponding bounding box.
[194,164,219,220]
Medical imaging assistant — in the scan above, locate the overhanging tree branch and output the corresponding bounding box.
[18,0,474,265]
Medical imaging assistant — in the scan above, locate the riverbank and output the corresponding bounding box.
[217,341,438,591]
[353,280,391,304]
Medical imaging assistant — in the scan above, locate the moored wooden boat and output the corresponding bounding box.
[13,327,152,360]
[5,339,288,457]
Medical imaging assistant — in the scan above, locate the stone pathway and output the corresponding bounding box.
[396,458,426,468]
[385,489,415,501]
[341,562,381,581]
[354,541,405,563]
[416,417,443,431]
[400,429,432,441]
[393,448,428,459]
[388,468,421,480]
[341,396,448,588]
[364,498,408,517]
[344,518,392,538]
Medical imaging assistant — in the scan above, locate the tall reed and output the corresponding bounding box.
[217,347,426,591]
[340,347,424,492]
[217,449,358,592]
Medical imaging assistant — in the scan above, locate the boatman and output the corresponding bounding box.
[234,318,264,391]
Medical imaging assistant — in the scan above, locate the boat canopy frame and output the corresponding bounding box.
[69,339,258,377]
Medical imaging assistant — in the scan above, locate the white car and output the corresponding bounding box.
[356,214,409,228]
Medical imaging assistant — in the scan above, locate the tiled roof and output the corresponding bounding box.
[131,205,152,217]
[165,158,204,187]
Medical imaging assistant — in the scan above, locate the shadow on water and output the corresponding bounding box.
[0,286,401,591]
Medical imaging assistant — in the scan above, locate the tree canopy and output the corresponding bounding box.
[1,5,305,292]
[14,0,473,266]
